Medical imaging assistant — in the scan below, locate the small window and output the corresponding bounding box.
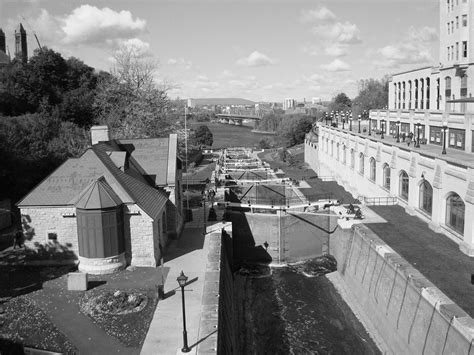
[463,14,468,26]
[447,23,450,34]
[456,16,459,28]
[456,42,459,60]
[463,41,468,57]
[48,232,58,240]
[383,164,391,190]
[447,47,450,61]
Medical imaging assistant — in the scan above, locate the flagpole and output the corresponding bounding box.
[185,105,189,211]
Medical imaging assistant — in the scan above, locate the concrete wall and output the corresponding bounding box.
[329,223,474,354]
[234,211,336,264]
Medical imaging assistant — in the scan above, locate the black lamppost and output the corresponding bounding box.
[442,121,448,155]
[367,111,372,136]
[395,118,400,143]
[177,271,190,353]
[335,111,339,127]
[381,119,386,139]
[415,119,421,148]
[342,114,345,130]
[358,114,361,133]
[349,113,353,131]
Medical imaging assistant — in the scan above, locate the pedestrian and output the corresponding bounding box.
[407,136,412,146]
[12,230,24,249]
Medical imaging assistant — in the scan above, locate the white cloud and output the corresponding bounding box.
[375,43,433,68]
[120,38,151,57]
[301,7,336,23]
[220,70,235,78]
[61,5,146,45]
[237,51,276,67]
[167,57,193,69]
[408,26,438,42]
[320,59,351,72]
[324,43,348,57]
[312,21,361,44]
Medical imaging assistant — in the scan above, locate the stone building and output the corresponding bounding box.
[17,126,183,273]
[305,0,474,256]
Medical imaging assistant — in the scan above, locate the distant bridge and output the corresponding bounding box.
[216,113,262,126]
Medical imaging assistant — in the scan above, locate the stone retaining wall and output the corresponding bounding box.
[330,223,474,354]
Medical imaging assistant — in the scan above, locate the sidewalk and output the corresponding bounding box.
[141,205,223,355]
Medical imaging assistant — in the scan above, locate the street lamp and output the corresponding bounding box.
[367,111,372,136]
[380,119,386,139]
[349,113,353,131]
[358,114,361,133]
[415,119,421,148]
[442,121,448,155]
[396,118,401,143]
[342,114,345,130]
[177,271,190,353]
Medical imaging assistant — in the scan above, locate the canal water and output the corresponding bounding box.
[235,257,380,354]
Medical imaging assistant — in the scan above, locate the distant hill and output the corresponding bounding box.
[189,98,255,106]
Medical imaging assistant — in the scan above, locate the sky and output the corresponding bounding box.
[0,0,439,102]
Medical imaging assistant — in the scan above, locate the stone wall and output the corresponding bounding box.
[329,223,474,354]
[124,205,157,267]
[20,207,79,253]
[196,223,236,354]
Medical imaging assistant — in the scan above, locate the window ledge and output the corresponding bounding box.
[440,224,464,240]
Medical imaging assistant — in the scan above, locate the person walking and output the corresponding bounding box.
[12,230,24,249]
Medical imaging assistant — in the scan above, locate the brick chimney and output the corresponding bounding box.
[91,126,110,145]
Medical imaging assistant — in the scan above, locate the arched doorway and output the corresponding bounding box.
[446,193,465,235]
[419,180,433,215]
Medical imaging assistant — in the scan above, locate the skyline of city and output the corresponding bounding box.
[2,0,438,101]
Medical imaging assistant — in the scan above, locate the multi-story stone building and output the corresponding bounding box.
[305,0,474,256]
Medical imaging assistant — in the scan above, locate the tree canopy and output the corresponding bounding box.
[329,92,352,113]
[351,77,389,117]
[193,125,213,147]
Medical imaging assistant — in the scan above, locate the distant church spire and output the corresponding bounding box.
[15,23,27,63]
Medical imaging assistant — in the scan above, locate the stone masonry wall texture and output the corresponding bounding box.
[20,207,79,253]
[330,223,474,354]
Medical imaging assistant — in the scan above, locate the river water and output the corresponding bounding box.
[235,257,380,354]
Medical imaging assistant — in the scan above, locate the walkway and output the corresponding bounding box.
[325,122,474,168]
[367,205,474,317]
[141,205,223,354]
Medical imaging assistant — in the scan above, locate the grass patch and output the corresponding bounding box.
[0,296,78,354]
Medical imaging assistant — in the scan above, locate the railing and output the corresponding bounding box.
[363,196,398,206]
[225,188,333,207]
[318,176,336,181]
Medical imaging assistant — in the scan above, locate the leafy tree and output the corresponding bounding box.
[352,77,389,118]
[277,115,313,147]
[258,137,273,149]
[193,125,213,147]
[329,92,352,113]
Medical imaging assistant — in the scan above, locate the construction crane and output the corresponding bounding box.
[21,16,42,52]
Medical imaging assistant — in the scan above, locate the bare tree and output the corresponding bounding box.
[94,45,174,139]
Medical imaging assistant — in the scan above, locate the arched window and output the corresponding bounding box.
[331,141,334,156]
[369,157,376,181]
[383,164,391,189]
[445,76,452,98]
[350,149,355,169]
[414,79,419,109]
[399,171,409,200]
[420,78,424,109]
[446,193,465,235]
[342,145,346,164]
[336,143,340,161]
[426,77,430,110]
[359,153,365,175]
[419,180,433,215]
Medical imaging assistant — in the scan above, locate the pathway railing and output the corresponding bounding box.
[363,196,398,206]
